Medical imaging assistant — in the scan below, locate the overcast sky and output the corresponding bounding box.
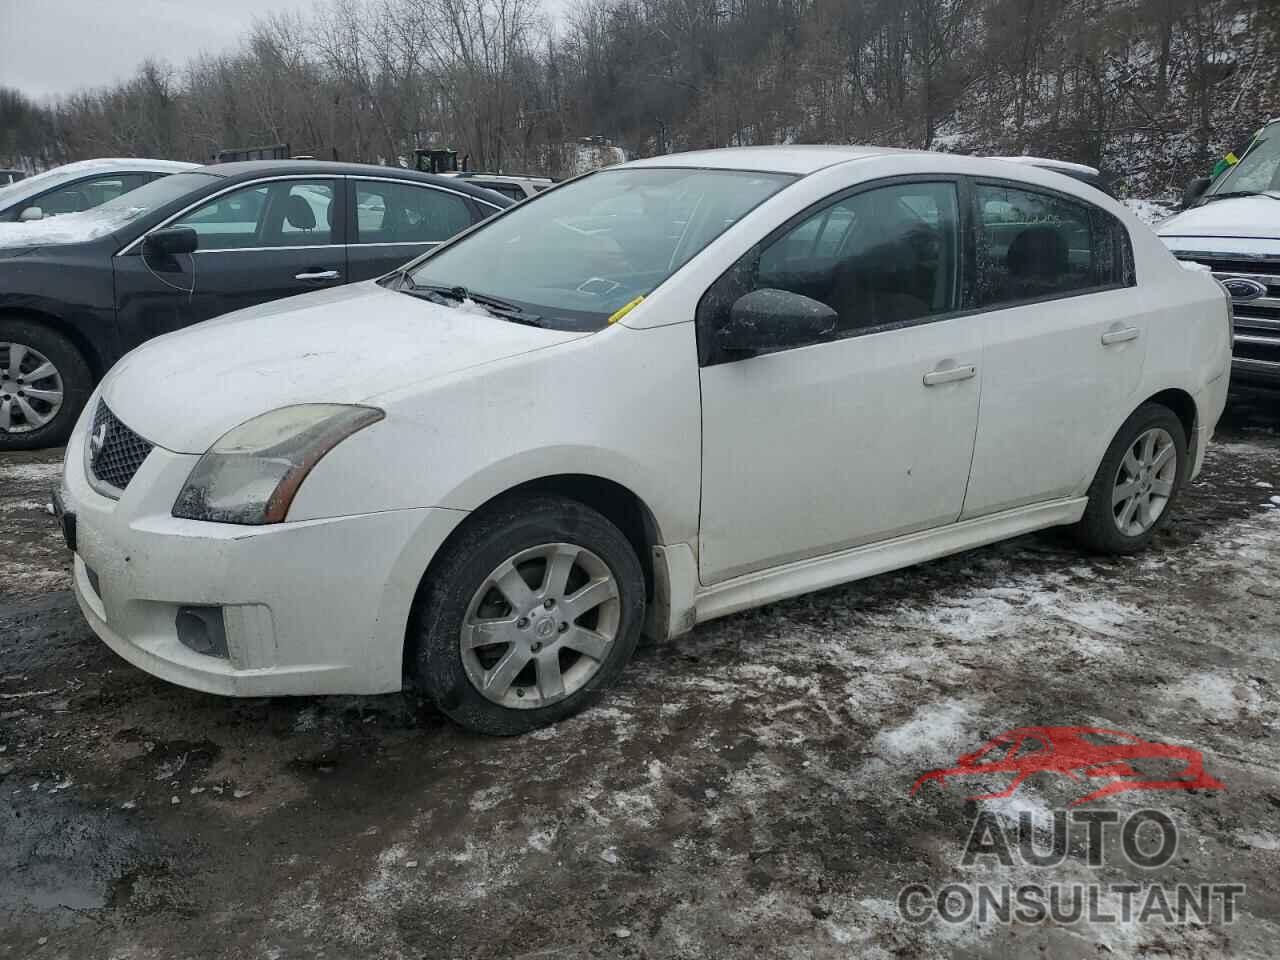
[0,0,312,100]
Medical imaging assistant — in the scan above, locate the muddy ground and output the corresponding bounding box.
[2,389,1278,960]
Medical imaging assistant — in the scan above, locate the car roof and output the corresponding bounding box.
[619,147,1126,201]
[41,158,200,175]
[989,156,1101,176]
[202,160,514,205]
[459,173,554,184]
[626,145,909,175]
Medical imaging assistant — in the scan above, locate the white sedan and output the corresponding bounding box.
[57,146,1232,734]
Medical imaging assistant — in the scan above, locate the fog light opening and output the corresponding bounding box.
[175,606,229,659]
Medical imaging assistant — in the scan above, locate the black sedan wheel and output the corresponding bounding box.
[0,319,91,450]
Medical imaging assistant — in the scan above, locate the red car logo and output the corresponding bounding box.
[911,726,1225,807]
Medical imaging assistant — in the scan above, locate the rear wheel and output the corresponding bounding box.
[410,495,646,735]
[0,319,92,451]
[1074,403,1188,555]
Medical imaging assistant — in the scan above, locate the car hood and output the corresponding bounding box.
[101,281,588,453]
[1157,196,1280,243]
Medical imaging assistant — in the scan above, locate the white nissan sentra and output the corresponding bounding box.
[58,147,1231,734]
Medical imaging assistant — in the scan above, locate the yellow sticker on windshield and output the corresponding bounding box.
[607,296,645,325]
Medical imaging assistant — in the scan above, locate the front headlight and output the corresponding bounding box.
[172,404,384,524]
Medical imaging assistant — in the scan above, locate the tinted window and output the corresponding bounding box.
[975,183,1129,306]
[354,181,473,244]
[471,182,525,202]
[703,181,960,347]
[172,180,337,249]
[37,173,152,216]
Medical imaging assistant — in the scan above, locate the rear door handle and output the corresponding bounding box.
[923,364,977,386]
[1101,326,1140,345]
[296,269,341,282]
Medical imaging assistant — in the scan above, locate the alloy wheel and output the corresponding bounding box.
[0,341,63,433]
[1111,427,1177,536]
[459,542,621,710]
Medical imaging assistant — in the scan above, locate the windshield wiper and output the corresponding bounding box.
[1200,190,1280,204]
[401,279,545,327]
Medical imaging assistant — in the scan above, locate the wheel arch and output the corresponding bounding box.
[401,472,666,676]
[0,306,108,380]
[1141,387,1197,445]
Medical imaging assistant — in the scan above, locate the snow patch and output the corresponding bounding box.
[0,461,62,483]
[874,699,979,765]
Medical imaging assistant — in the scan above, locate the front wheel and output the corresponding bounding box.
[1074,403,1188,555]
[0,319,92,451]
[410,495,646,735]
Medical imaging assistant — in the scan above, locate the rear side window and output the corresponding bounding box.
[354,181,474,244]
[473,182,525,202]
[975,183,1132,307]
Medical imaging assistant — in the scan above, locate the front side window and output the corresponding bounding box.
[975,183,1129,306]
[171,179,337,249]
[700,180,961,350]
[407,167,793,331]
[354,181,474,244]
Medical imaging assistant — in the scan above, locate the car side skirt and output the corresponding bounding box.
[684,497,1089,628]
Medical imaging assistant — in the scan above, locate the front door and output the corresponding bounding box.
[113,177,348,349]
[697,179,983,584]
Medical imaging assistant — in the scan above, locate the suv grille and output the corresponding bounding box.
[88,401,153,494]
[1174,255,1280,378]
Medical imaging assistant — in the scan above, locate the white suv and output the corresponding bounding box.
[58,146,1231,734]
[1157,118,1280,386]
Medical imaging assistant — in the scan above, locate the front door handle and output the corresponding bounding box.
[923,363,977,386]
[1101,326,1140,345]
[296,269,341,282]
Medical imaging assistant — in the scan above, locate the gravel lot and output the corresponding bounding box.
[2,389,1278,960]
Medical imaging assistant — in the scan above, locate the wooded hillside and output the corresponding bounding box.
[2,0,1276,197]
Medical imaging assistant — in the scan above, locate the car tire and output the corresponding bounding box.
[0,318,92,451]
[410,494,646,735]
[1073,402,1188,555]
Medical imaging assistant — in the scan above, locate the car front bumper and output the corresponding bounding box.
[61,416,466,697]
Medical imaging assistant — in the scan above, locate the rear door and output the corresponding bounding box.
[345,177,500,282]
[113,176,348,343]
[960,179,1145,518]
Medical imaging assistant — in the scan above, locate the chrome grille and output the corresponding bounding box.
[1174,255,1280,377]
[88,401,153,494]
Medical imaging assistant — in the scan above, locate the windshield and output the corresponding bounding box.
[91,171,222,222]
[407,167,794,330]
[1205,125,1280,198]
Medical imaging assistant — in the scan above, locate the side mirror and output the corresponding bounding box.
[19,206,42,222]
[143,226,198,256]
[718,288,838,353]
[1182,176,1211,208]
